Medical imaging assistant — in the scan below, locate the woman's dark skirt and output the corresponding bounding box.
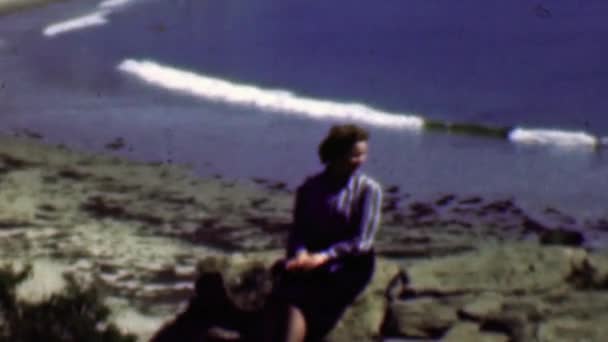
[271,251,375,341]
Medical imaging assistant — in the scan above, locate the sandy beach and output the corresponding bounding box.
[2,134,608,341]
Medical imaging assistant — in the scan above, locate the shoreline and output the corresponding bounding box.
[1,134,607,340]
[1,132,605,254]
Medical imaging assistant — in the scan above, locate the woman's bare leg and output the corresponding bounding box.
[285,305,306,342]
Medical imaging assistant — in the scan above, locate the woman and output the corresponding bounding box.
[272,124,383,342]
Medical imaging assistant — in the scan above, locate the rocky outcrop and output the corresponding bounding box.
[3,137,608,341]
[325,259,401,341]
[151,253,401,341]
[382,244,608,342]
[150,245,608,342]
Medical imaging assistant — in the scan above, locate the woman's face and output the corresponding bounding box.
[333,140,369,175]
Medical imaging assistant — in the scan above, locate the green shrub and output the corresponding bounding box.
[0,265,136,342]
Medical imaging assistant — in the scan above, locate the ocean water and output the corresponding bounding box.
[1,0,608,232]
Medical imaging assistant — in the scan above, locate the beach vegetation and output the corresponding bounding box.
[0,264,136,342]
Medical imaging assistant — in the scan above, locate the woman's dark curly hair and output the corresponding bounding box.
[318,124,369,165]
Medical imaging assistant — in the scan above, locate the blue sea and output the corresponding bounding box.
[1,0,608,241]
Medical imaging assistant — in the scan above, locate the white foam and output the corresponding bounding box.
[42,0,136,37]
[98,0,133,9]
[15,260,69,304]
[117,59,425,130]
[509,128,598,148]
[43,11,109,37]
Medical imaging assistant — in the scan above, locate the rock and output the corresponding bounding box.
[405,244,587,293]
[383,298,458,338]
[268,181,288,191]
[81,195,128,219]
[194,252,281,311]
[20,129,43,140]
[458,196,483,205]
[81,195,166,225]
[442,322,509,342]
[537,315,608,342]
[587,254,608,287]
[385,185,400,194]
[540,229,584,247]
[435,194,456,206]
[408,202,436,219]
[461,296,547,341]
[153,253,400,342]
[0,153,35,170]
[58,167,91,180]
[326,259,401,341]
[567,253,608,289]
[460,293,504,319]
[522,217,548,233]
[481,200,515,214]
[379,244,608,342]
[539,290,608,324]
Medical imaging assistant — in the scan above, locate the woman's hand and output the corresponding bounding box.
[285,251,330,271]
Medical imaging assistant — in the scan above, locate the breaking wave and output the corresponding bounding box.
[117,58,606,150]
[508,128,598,147]
[43,12,108,37]
[98,0,134,9]
[42,0,136,37]
[117,59,425,130]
